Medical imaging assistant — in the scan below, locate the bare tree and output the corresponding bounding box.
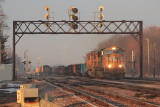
[0,0,12,64]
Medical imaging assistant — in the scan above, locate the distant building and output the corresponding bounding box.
[0,64,12,81]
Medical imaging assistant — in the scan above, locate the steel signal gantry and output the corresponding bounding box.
[13,20,143,80]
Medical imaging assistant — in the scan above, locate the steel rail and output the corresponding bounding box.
[44,79,125,107]
[78,85,160,107]
[45,76,160,107]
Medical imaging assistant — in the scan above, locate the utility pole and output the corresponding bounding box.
[0,22,2,64]
[153,43,156,77]
[94,12,99,26]
[37,57,40,75]
[0,40,1,64]
[63,47,66,66]
[131,50,136,76]
[145,39,150,76]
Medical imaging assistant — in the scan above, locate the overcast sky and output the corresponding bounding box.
[2,0,160,68]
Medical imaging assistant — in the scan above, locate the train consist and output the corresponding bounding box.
[42,47,125,79]
[52,64,86,77]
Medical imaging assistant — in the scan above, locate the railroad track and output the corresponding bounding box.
[63,76,160,97]
[42,76,160,98]
[44,79,127,107]
[43,77,160,107]
[124,77,160,82]
[77,85,159,107]
[91,79,160,97]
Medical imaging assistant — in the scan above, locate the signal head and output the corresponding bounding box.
[99,14,104,19]
[70,6,78,13]
[72,15,78,21]
[45,6,50,11]
[44,22,49,27]
[72,8,78,13]
[99,6,104,12]
[45,14,49,19]
[99,22,104,28]
[71,23,78,29]
[73,24,78,29]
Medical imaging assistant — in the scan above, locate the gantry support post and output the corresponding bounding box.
[139,21,143,78]
[13,21,16,81]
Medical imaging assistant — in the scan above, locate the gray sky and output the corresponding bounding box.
[2,0,160,68]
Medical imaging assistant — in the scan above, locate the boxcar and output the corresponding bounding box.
[81,64,86,76]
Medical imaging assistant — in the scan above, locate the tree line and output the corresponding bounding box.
[0,0,12,64]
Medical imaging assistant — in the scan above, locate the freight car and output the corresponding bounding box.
[53,66,65,75]
[86,47,125,79]
[68,64,86,76]
[40,65,52,75]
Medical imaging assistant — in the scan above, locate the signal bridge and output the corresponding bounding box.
[13,20,143,80]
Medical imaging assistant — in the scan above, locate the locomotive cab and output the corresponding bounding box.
[101,47,125,79]
[86,47,125,79]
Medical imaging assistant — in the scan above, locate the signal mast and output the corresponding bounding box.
[99,6,104,32]
[69,6,79,32]
[22,49,32,81]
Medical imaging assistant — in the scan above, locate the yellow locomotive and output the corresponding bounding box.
[86,47,125,79]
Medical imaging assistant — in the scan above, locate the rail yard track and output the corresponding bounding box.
[39,75,160,107]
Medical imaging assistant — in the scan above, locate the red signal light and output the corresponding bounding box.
[73,24,78,29]
[71,23,78,29]
[72,8,78,13]
[72,15,78,21]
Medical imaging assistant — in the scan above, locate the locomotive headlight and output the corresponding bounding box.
[119,65,123,68]
[108,64,112,68]
[112,47,116,50]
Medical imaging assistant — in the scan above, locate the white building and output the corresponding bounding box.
[0,64,12,81]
